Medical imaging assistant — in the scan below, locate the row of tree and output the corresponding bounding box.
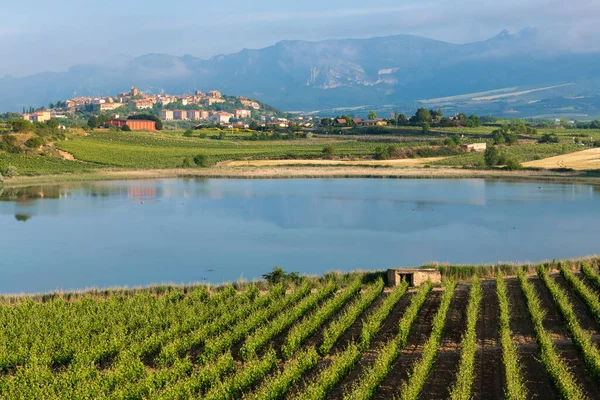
[325,108,483,129]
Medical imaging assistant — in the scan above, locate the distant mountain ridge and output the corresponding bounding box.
[3,29,600,115]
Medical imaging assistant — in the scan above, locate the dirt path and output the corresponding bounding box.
[373,290,442,399]
[505,278,557,398]
[472,280,504,400]
[418,284,470,400]
[56,149,76,161]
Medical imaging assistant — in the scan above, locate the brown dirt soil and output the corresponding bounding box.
[418,284,470,400]
[326,290,416,399]
[372,290,443,399]
[552,274,600,334]
[472,280,504,400]
[531,276,600,398]
[331,291,389,353]
[505,278,557,398]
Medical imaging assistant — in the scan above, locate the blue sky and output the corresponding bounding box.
[2,0,599,76]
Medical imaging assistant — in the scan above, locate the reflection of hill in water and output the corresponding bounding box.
[0,179,598,233]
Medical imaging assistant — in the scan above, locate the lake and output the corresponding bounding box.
[1,178,599,293]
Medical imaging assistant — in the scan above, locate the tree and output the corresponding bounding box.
[421,123,430,135]
[559,117,570,128]
[249,120,259,130]
[393,110,399,122]
[88,116,99,129]
[10,119,34,133]
[45,119,59,130]
[413,108,431,125]
[492,129,506,144]
[429,108,442,122]
[368,110,378,120]
[398,114,407,125]
[466,115,481,127]
[484,146,500,167]
[121,124,131,132]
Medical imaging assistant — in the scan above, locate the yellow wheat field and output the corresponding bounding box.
[523,148,600,170]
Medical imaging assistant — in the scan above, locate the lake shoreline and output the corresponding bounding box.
[2,256,598,298]
[3,165,600,187]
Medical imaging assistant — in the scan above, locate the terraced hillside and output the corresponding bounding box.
[1,262,600,399]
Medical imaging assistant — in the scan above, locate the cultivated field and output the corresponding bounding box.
[524,148,600,170]
[1,261,600,399]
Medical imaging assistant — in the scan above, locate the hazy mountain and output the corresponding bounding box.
[3,28,600,116]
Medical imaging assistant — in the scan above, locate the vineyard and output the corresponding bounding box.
[2,260,600,399]
[55,131,394,169]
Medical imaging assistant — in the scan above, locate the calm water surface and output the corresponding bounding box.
[1,178,599,293]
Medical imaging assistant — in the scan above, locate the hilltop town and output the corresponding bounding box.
[20,87,306,130]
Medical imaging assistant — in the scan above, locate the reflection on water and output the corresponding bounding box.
[0,178,599,293]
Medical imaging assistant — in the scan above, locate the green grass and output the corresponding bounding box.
[55,131,386,169]
[0,153,96,176]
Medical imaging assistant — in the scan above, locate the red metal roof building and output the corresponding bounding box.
[107,119,156,131]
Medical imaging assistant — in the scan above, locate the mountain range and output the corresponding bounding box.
[3,28,600,117]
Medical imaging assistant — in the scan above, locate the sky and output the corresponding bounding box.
[2,0,599,77]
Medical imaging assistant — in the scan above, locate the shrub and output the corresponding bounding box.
[0,173,3,182]
[322,145,334,156]
[504,158,523,170]
[193,154,214,168]
[539,133,560,143]
[262,266,302,285]
[183,129,194,137]
[25,137,43,148]
[4,165,18,178]
[373,145,391,160]
[181,157,194,168]
[121,124,131,132]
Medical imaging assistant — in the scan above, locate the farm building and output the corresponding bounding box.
[461,143,487,152]
[107,119,156,131]
[387,268,442,287]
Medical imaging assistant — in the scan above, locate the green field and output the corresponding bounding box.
[1,259,600,399]
[55,131,389,169]
[1,125,599,178]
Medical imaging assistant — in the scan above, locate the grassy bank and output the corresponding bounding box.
[3,164,600,188]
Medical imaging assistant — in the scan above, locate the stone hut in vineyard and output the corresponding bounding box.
[387,268,441,287]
